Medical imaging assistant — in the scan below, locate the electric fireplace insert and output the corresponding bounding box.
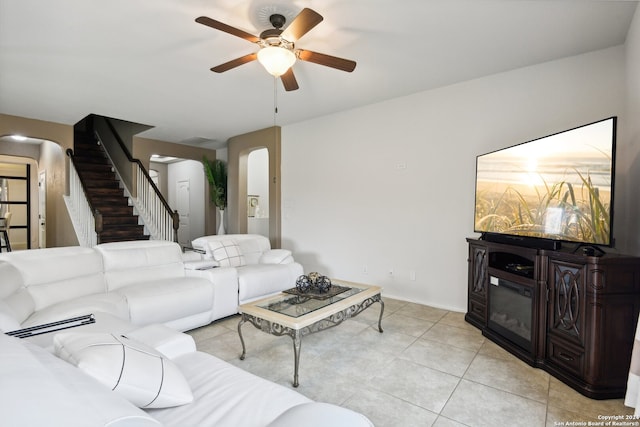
[488,275,533,352]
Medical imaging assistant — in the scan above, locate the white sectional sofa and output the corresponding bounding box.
[0,239,374,427]
[0,241,214,334]
[1,329,373,426]
[0,236,303,334]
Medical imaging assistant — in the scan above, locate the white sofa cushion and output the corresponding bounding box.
[235,234,271,264]
[0,247,105,311]
[146,351,311,427]
[185,266,239,321]
[0,333,161,427]
[0,262,25,330]
[97,240,186,291]
[54,332,194,409]
[20,292,129,328]
[0,260,24,299]
[208,239,246,267]
[1,285,34,323]
[259,249,293,264]
[0,300,20,332]
[238,263,304,304]
[116,277,214,326]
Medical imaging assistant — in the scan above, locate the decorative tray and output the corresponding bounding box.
[283,285,350,300]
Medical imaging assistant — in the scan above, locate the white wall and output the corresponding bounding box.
[167,159,205,243]
[282,46,626,311]
[623,6,640,255]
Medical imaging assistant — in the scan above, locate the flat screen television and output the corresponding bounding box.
[474,117,617,249]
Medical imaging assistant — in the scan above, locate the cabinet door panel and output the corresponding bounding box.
[467,243,488,327]
[470,245,487,297]
[548,260,586,346]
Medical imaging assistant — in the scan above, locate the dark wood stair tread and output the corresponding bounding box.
[73,138,149,242]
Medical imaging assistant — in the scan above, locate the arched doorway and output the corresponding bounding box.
[227,126,281,248]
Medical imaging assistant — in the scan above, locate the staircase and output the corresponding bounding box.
[73,135,149,243]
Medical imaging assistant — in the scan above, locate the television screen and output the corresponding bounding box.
[474,117,616,247]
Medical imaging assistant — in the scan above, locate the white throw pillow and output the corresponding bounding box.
[53,332,193,409]
[208,239,246,267]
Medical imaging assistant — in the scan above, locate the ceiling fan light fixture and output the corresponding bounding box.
[257,46,296,77]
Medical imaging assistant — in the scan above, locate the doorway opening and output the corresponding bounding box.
[1,135,67,248]
[0,162,31,250]
[149,155,205,246]
[247,148,269,238]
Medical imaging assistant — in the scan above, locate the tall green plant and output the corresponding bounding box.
[202,157,227,210]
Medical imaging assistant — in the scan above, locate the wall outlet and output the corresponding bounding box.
[388,268,394,276]
[362,265,368,274]
[409,270,416,281]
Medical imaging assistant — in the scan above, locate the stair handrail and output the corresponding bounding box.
[93,117,179,242]
[64,149,103,246]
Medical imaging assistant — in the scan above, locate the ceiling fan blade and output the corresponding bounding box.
[281,8,323,42]
[196,16,260,43]
[281,68,299,91]
[297,50,356,72]
[211,53,258,73]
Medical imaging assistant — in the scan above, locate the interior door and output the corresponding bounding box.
[176,179,190,245]
[0,163,30,250]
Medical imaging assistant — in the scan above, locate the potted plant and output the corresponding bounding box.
[202,157,227,235]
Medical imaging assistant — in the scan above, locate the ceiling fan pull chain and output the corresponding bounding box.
[273,76,279,126]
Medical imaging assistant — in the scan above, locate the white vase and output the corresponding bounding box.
[217,209,226,235]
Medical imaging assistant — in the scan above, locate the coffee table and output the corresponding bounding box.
[237,279,384,387]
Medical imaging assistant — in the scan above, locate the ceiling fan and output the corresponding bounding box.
[195,8,356,91]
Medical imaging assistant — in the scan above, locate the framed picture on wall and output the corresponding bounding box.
[248,195,259,217]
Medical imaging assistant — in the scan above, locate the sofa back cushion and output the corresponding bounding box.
[0,260,34,324]
[97,240,185,291]
[0,300,21,332]
[192,234,271,265]
[0,247,105,312]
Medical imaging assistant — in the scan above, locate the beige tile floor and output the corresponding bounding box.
[187,297,634,427]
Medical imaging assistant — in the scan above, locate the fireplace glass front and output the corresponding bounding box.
[488,275,533,351]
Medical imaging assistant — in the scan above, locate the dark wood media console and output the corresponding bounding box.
[466,237,640,399]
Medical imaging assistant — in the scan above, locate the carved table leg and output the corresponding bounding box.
[377,296,385,333]
[238,316,247,360]
[292,330,302,388]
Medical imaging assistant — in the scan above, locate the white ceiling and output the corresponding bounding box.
[0,0,637,149]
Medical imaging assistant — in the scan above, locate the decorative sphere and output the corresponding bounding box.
[315,276,332,293]
[296,275,311,293]
[307,272,320,284]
